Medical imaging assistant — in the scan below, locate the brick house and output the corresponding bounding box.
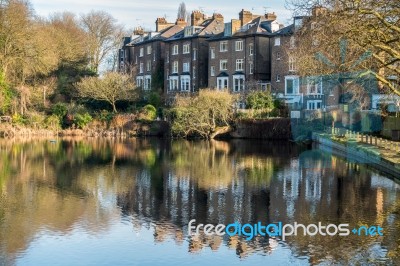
[164,11,225,102]
[207,10,281,107]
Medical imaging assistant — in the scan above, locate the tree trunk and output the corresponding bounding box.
[112,102,117,113]
[210,126,232,139]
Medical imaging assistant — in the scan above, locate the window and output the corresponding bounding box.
[192,66,196,79]
[146,61,151,71]
[307,100,322,110]
[233,75,245,92]
[290,37,295,48]
[274,37,280,46]
[135,56,138,64]
[276,75,281,82]
[144,75,151,90]
[211,66,215,76]
[285,76,300,95]
[153,52,156,61]
[173,61,178,73]
[172,45,179,55]
[307,78,323,94]
[276,52,281,60]
[139,62,143,73]
[235,40,243,51]
[136,76,143,88]
[210,48,215,59]
[220,41,228,52]
[139,48,144,57]
[249,63,254,74]
[217,77,229,90]
[166,52,169,63]
[236,59,244,71]
[193,49,197,60]
[169,76,179,91]
[147,45,152,54]
[289,56,296,72]
[249,44,254,55]
[220,60,228,70]
[183,44,190,54]
[181,76,190,91]
[183,62,190,72]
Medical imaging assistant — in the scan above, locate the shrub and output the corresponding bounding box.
[12,113,27,125]
[51,103,68,118]
[45,115,62,130]
[140,104,157,121]
[74,113,93,129]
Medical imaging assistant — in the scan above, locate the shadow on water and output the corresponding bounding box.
[0,137,399,265]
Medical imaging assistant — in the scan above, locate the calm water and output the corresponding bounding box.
[0,138,399,266]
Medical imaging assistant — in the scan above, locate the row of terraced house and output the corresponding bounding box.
[118,7,400,117]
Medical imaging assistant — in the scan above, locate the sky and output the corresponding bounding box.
[30,0,293,32]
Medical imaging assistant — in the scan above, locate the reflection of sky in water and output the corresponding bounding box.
[17,220,308,266]
[0,139,399,265]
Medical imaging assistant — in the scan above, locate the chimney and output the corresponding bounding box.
[265,12,277,21]
[133,26,145,35]
[239,9,253,26]
[231,19,241,35]
[212,13,224,23]
[176,18,187,28]
[312,6,328,17]
[191,10,206,26]
[155,17,174,32]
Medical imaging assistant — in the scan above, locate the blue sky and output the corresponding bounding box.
[30,0,293,31]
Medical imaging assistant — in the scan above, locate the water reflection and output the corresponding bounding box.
[0,138,399,265]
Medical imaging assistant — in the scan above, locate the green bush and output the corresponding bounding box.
[51,103,67,118]
[74,113,93,129]
[140,104,157,121]
[45,115,62,130]
[12,113,27,125]
[97,110,114,125]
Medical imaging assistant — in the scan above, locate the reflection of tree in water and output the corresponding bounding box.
[0,138,398,264]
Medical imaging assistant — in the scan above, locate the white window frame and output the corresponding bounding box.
[183,43,190,54]
[210,48,215,59]
[307,77,323,95]
[233,75,245,92]
[183,62,190,72]
[249,63,254,74]
[249,44,254,55]
[290,36,296,49]
[139,48,144,57]
[147,45,152,55]
[307,100,322,110]
[217,77,229,90]
[220,41,228,52]
[144,75,152,90]
[276,52,281,60]
[220,59,228,71]
[276,75,281,82]
[173,61,179,73]
[180,76,190,92]
[211,66,215,77]
[236,59,244,71]
[192,66,196,79]
[136,76,144,88]
[235,40,243,51]
[139,62,143,73]
[146,61,151,71]
[285,76,300,95]
[172,45,179,55]
[166,52,169,63]
[289,56,296,72]
[274,37,281,46]
[169,76,179,91]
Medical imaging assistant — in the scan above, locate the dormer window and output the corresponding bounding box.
[274,37,280,46]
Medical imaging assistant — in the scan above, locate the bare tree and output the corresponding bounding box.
[80,11,124,73]
[286,0,400,96]
[75,72,136,113]
[177,2,188,21]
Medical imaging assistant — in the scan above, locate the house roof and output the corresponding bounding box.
[127,24,185,46]
[165,17,225,42]
[207,16,277,42]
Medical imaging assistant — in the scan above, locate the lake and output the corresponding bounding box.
[0,138,399,265]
